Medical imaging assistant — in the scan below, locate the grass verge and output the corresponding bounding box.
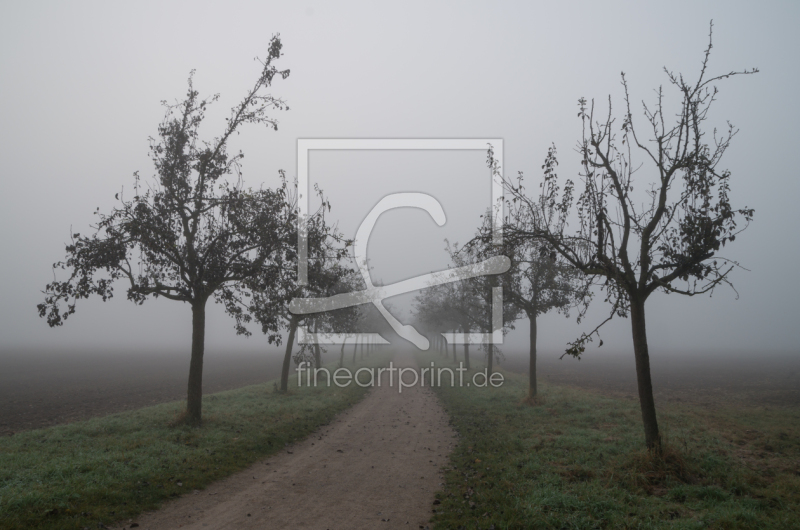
[422,354,800,529]
[0,353,390,530]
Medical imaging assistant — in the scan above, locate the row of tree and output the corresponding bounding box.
[414,23,756,451]
[40,25,756,452]
[413,230,585,400]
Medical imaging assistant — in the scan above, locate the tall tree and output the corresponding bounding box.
[503,24,757,449]
[38,36,293,426]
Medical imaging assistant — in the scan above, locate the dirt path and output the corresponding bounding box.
[114,352,455,530]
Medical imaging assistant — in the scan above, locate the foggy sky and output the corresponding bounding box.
[1,1,798,360]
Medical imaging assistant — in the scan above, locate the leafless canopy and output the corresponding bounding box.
[504,22,757,356]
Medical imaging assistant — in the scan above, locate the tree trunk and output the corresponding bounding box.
[486,283,494,377]
[186,299,207,425]
[353,338,357,365]
[313,320,321,370]
[339,340,346,368]
[452,337,457,362]
[487,295,494,376]
[280,317,299,393]
[463,326,470,370]
[630,296,661,450]
[527,310,538,398]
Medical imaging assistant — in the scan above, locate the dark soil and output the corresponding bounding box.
[499,349,800,408]
[2,346,798,437]
[0,349,290,436]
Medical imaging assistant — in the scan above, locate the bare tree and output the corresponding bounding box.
[503,23,757,449]
[38,36,293,426]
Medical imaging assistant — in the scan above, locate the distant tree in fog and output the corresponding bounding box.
[38,36,293,426]
[482,222,586,401]
[502,23,757,450]
[413,275,467,364]
[245,223,354,393]
[414,238,517,376]
[468,202,588,401]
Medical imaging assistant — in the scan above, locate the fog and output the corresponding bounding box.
[1,1,798,364]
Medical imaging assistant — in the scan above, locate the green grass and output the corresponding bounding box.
[422,355,800,529]
[0,353,390,530]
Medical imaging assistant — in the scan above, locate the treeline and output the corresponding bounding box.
[41,25,758,453]
[414,22,757,452]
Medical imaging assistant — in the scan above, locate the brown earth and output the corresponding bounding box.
[110,352,455,530]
